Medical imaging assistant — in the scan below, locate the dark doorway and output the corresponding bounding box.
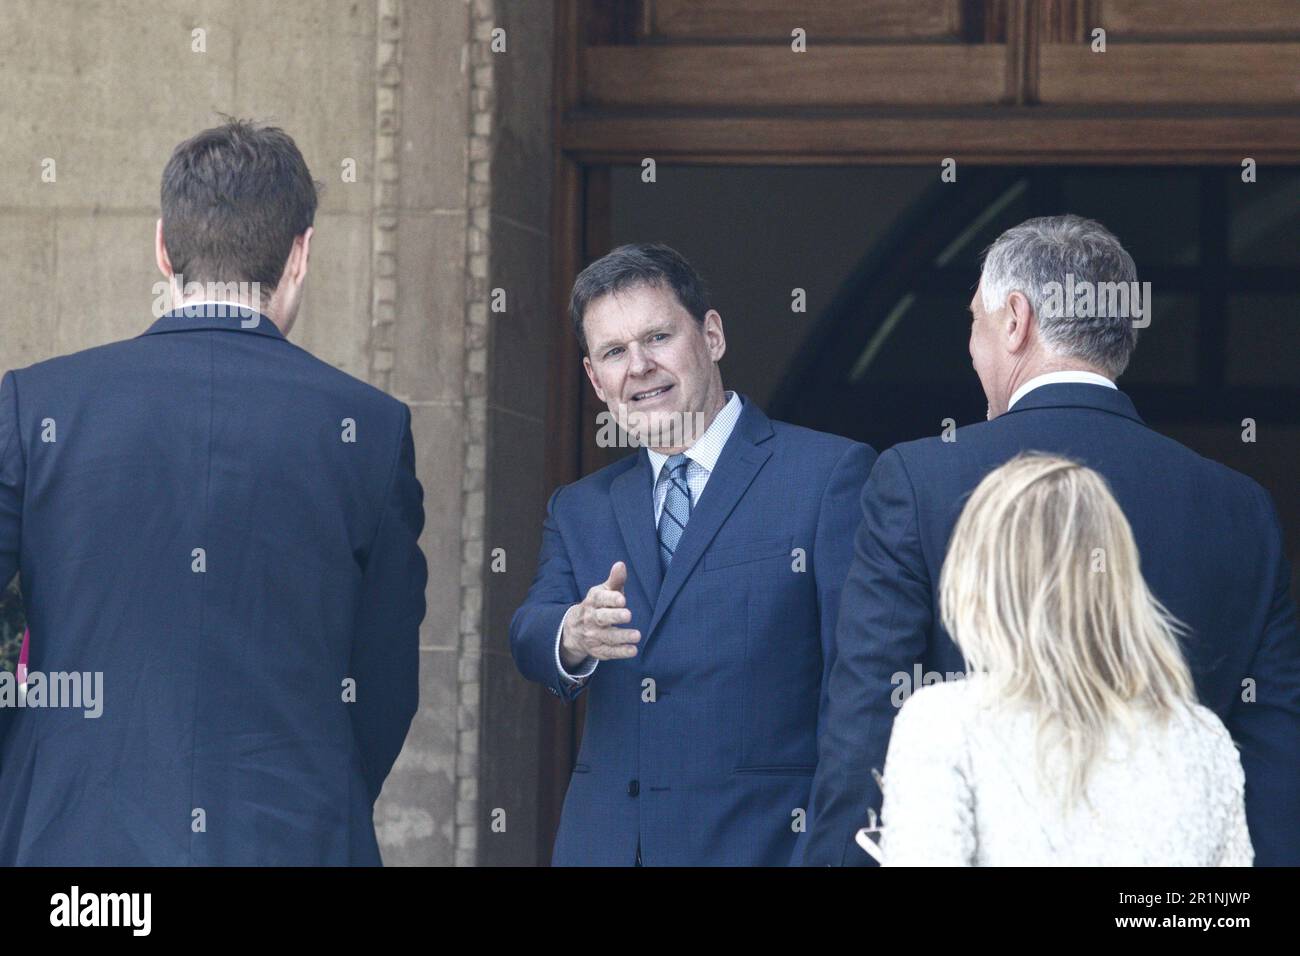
[606,164,1300,596]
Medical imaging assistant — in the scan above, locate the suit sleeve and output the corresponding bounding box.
[0,372,23,751]
[0,372,21,593]
[1228,485,1300,866]
[803,447,933,866]
[510,486,587,702]
[348,404,427,804]
[811,442,877,746]
[787,440,876,868]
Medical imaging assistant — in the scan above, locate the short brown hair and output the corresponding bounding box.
[160,119,319,291]
[569,243,711,356]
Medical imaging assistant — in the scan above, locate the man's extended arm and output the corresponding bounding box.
[511,487,590,701]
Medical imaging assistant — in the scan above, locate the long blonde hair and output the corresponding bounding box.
[939,453,1196,810]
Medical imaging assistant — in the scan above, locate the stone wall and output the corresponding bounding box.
[0,0,555,865]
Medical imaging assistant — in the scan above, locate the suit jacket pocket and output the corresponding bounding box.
[732,765,816,776]
[703,536,792,572]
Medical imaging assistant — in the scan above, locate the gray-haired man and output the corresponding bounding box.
[804,214,1300,866]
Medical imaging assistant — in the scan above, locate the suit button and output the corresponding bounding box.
[627,779,640,797]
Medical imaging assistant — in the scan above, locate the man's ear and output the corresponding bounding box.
[1005,290,1035,354]
[290,227,313,285]
[155,219,174,278]
[582,355,607,404]
[300,226,313,273]
[703,309,726,363]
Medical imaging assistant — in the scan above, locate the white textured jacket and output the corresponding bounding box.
[878,677,1253,866]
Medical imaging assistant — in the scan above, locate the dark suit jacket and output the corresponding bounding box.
[0,307,427,865]
[511,398,875,865]
[804,383,1300,866]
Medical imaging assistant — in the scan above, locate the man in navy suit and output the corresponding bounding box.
[0,121,427,864]
[804,214,1300,866]
[511,244,875,865]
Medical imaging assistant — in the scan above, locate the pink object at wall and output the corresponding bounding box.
[17,627,29,686]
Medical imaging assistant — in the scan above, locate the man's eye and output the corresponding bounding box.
[604,347,623,359]
[650,333,668,342]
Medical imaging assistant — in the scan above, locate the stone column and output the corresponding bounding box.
[376,0,556,866]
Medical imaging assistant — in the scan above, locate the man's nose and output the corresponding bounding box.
[627,345,655,376]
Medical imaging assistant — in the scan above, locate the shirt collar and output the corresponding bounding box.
[1008,371,1116,410]
[646,391,743,483]
[170,300,266,321]
[142,301,284,340]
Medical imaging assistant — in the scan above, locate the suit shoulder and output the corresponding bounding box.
[1175,440,1272,501]
[8,336,142,383]
[551,451,642,509]
[864,433,955,487]
[888,414,1276,527]
[1108,424,1275,512]
[291,347,408,419]
[768,418,873,461]
[12,332,407,422]
[886,420,998,467]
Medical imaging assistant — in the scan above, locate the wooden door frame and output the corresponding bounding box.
[536,0,1300,864]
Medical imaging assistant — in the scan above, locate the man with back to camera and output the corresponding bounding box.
[0,120,427,864]
[804,214,1300,866]
[511,243,876,865]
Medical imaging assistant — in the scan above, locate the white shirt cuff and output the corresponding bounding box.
[555,612,598,685]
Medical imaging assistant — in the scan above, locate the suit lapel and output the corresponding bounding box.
[646,401,774,640]
[610,451,663,608]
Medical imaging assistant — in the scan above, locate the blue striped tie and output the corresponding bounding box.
[657,454,693,571]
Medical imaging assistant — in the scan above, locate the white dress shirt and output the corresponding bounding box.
[1008,370,1116,411]
[556,391,744,684]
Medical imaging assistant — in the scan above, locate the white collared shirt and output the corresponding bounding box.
[164,299,266,328]
[645,390,744,525]
[1008,371,1116,411]
[171,299,253,311]
[556,391,744,684]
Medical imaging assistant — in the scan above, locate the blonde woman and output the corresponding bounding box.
[878,453,1252,866]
